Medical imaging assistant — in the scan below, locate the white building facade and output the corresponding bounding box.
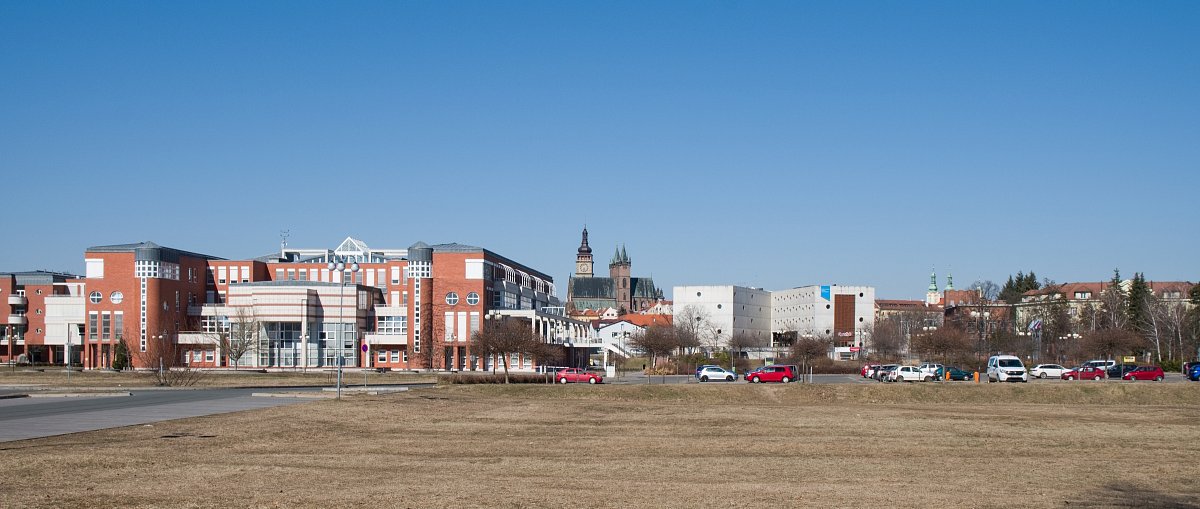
[674,284,876,361]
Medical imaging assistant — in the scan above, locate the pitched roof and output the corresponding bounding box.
[618,314,672,327]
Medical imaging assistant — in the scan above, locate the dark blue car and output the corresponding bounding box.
[1189,363,1200,382]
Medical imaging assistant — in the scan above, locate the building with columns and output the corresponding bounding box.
[32,236,587,371]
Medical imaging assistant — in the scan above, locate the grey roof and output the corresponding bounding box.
[86,241,224,262]
[569,277,615,299]
[430,242,482,253]
[0,270,80,285]
[630,277,663,299]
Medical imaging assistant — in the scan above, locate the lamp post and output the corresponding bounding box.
[327,258,359,399]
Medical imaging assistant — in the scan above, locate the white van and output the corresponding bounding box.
[986,355,1029,383]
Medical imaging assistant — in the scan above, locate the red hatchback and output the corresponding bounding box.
[1123,366,1165,381]
[746,365,796,383]
[555,368,603,384]
[1062,366,1107,381]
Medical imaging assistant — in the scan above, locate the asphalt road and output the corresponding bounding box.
[0,388,319,443]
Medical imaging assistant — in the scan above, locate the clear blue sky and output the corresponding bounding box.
[2,1,1197,300]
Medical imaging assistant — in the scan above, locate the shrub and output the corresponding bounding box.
[112,342,130,371]
[1159,359,1182,373]
[441,372,554,384]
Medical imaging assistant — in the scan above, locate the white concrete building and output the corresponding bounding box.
[674,284,876,361]
[673,285,772,349]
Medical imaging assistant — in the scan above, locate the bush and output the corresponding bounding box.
[1159,359,1182,373]
[441,372,554,384]
[112,342,130,371]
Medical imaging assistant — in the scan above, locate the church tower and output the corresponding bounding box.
[574,227,594,277]
[926,268,941,306]
[609,244,632,313]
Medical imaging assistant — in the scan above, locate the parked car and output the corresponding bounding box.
[1123,366,1165,381]
[1183,361,1199,375]
[986,355,1029,383]
[1062,366,1106,381]
[1084,359,1117,371]
[555,367,603,384]
[944,366,973,381]
[1190,364,1200,382]
[889,365,925,382]
[874,364,898,381]
[695,364,721,378]
[697,366,737,382]
[861,363,881,378]
[1030,364,1068,379]
[1106,364,1139,379]
[917,363,944,380]
[746,364,796,383]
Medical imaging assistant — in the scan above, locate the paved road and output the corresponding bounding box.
[609,372,1195,385]
[0,388,319,443]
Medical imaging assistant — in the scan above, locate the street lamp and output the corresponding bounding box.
[327,258,359,399]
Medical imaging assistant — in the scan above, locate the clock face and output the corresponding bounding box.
[577,263,589,272]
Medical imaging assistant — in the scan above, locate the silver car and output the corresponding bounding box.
[1030,364,1067,379]
[696,366,737,382]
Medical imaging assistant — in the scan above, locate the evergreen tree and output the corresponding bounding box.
[999,270,1043,304]
[1126,272,1151,332]
[1099,268,1127,330]
[112,341,130,371]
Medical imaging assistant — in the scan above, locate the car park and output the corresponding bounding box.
[1123,366,1165,381]
[986,355,1029,383]
[944,366,973,381]
[1030,364,1068,379]
[1106,364,1138,379]
[1062,366,1106,381]
[555,367,603,384]
[746,364,796,383]
[889,365,925,382]
[696,366,737,382]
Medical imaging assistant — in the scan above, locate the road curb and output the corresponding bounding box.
[28,392,132,398]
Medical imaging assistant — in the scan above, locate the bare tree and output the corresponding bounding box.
[629,324,679,372]
[787,334,831,378]
[470,318,544,383]
[135,318,207,387]
[910,326,971,363]
[728,331,766,373]
[866,318,906,362]
[673,305,714,355]
[207,307,260,370]
[1081,328,1140,362]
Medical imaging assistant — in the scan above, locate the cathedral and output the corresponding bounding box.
[565,227,663,316]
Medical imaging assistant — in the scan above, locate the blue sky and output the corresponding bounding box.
[2,1,1197,300]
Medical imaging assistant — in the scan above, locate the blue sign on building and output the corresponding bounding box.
[820,285,830,301]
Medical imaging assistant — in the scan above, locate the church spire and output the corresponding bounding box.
[946,271,954,291]
[577,226,592,254]
[928,268,938,292]
[620,244,629,264]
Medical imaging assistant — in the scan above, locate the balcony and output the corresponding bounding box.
[4,314,27,325]
[7,295,27,306]
[364,333,407,346]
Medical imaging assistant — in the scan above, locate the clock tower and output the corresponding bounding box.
[575,227,594,277]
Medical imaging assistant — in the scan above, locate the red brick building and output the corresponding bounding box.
[1,271,82,364]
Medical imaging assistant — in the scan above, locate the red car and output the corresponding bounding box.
[746,365,796,383]
[1062,366,1107,381]
[555,368,602,384]
[1123,366,1165,381]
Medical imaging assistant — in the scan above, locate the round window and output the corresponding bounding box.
[466,292,479,305]
[717,304,722,309]
[110,291,124,304]
[89,291,102,304]
[445,292,459,305]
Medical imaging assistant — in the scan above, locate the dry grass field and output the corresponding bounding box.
[3,383,1199,508]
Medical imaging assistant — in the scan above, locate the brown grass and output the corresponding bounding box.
[2,384,1199,508]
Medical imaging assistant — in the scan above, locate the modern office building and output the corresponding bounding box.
[1,271,83,364]
[673,284,876,360]
[31,236,586,371]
